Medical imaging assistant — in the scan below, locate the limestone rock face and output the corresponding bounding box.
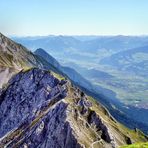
[0,68,80,148]
[0,68,145,148]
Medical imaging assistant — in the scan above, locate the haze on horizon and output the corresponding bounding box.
[0,0,148,36]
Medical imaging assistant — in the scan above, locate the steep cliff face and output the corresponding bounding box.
[0,33,42,88]
[0,68,147,148]
[0,33,42,69]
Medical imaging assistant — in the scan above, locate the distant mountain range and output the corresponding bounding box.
[12,35,148,68]
[12,35,148,52]
[100,45,148,77]
[12,35,148,78]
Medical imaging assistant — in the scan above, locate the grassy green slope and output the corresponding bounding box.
[120,142,148,148]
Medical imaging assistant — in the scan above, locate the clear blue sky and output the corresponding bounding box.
[0,0,148,36]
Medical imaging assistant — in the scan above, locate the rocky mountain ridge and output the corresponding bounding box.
[34,48,148,135]
[0,68,147,148]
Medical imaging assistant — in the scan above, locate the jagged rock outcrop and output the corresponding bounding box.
[0,68,79,148]
[0,68,147,148]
